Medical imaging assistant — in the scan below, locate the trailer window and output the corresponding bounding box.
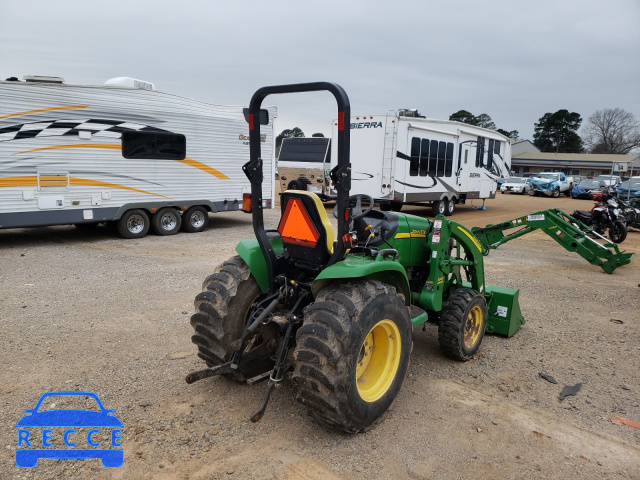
[487,139,494,170]
[445,142,454,177]
[494,141,501,155]
[419,138,430,176]
[410,137,420,176]
[476,137,485,168]
[122,132,186,160]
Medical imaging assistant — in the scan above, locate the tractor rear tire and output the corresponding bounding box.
[293,279,412,433]
[190,256,274,382]
[438,289,487,361]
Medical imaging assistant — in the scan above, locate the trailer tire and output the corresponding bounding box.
[390,201,403,212]
[152,208,182,235]
[117,209,150,239]
[444,198,455,216]
[182,206,208,233]
[609,221,627,243]
[432,200,446,216]
[190,256,275,382]
[438,288,487,361]
[287,178,310,191]
[293,279,412,433]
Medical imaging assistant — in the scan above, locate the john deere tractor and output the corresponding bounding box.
[186,82,524,433]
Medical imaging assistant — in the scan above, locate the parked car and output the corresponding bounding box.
[614,180,640,199]
[500,177,531,194]
[572,175,583,185]
[596,175,621,188]
[571,179,607,199]
[528,172,574,197]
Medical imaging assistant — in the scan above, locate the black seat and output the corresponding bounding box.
[278,190,335,267]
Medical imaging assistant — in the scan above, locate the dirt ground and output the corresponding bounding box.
[1,192,639,480]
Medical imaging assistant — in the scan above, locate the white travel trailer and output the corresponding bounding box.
[0,76,276,238]
[330,109,511,215]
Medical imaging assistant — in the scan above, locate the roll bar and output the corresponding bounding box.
[243,82,351,291]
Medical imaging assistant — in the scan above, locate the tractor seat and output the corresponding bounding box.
[278,190,335,267]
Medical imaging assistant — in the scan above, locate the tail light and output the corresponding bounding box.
[242,193,252,213]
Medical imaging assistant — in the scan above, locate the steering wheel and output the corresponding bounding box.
[333,194,374,220]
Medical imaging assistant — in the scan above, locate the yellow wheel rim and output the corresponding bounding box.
[356,319,402,403]
[463,305,483,350]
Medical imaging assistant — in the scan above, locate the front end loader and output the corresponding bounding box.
[186,82,524,433]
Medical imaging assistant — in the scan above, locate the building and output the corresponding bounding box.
[510,152,640,178]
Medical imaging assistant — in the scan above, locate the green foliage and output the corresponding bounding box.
[276,127,305,148]
[311,132,325,137]
[449,110,516,137]
[533,110,583,153]
[497,128,519,139]
[449,110,477,125]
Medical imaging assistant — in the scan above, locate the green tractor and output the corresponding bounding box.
[186,82,524,433]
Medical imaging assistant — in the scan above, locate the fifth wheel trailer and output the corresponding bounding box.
[0,76,276,238]
[330,109,511,215]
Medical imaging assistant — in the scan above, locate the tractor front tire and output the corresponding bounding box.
[438,289,487,361]
[190,256,274,382]
[293,280,412,433]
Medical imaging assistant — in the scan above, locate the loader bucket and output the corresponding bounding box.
[484,285,525,337]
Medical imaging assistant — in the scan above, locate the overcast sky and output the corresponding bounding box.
[1,0,639,142]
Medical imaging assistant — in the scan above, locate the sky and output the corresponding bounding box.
[1,0,639,142]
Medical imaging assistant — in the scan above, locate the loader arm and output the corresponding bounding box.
[471,209,634,274]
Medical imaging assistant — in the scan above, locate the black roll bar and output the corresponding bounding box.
[243,82,351,292]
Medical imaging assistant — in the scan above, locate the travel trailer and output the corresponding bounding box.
[276,136,331,199]
[330,109,511,215]
[0,76,276,238]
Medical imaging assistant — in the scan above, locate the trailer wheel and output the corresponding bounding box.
[287,177,311,191]
[609,221,627,243]
[438,289,487,361]
[190,256,275,382]
[117,209,150,239]
[293,279,412,433]
[152,208,182,235]
[182,206,208,233]
[444,198,455,216]
[432,200,446,216]
[389,201,403,212]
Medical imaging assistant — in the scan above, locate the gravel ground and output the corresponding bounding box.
[1,193,639,480]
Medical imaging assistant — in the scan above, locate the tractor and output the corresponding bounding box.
[186,82,524,433]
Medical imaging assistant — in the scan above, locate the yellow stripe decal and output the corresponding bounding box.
[177,158,229,180]
[394,232,427,239]
[13,144,229,179]
[0,105,89,120]
[456,226,483,252]
[0,175,172,199]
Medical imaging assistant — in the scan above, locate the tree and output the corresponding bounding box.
[474,113,496,130]
[581,108,640,154]
[311,133,325,137]
[497,128,519,139]
[533,109,583,153]
[449,110,477,125]
[276,127,304,149]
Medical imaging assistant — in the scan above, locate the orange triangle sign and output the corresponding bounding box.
[278,198,320,247]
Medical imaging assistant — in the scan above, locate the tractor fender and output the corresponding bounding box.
[235,236,284,293]
[311,256,411,305]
